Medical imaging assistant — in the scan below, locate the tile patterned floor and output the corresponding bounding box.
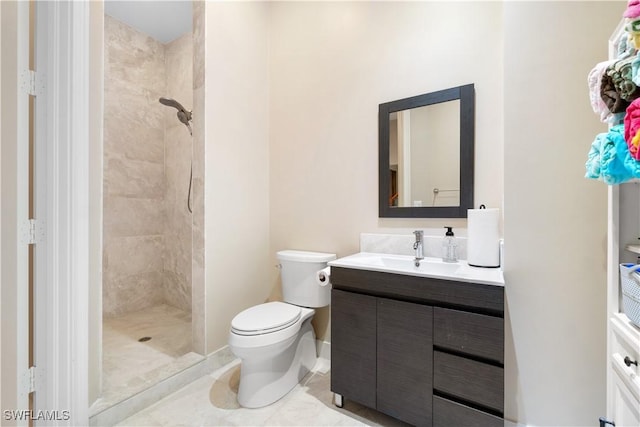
[116,358,410,427]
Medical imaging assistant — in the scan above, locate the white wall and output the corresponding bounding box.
[204,1,271,353]
[269,1,503,340]
[503,1,623,425]
[414,102,460,207]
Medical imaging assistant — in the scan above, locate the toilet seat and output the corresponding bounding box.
[231,302,301,336]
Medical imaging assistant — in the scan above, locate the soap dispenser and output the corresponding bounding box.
[442,226,458,263]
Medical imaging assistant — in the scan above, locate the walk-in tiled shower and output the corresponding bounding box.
[101,9,199,408]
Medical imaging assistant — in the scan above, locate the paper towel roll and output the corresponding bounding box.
[467,207,500,268]
[316,267,331,287]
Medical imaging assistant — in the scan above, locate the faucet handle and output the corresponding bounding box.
[413,230,423,239]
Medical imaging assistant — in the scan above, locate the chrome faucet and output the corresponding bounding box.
[413,230,424,267]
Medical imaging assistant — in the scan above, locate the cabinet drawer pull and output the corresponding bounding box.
[624,356,638,367]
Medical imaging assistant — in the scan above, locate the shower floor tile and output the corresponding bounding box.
[101,304,196,406]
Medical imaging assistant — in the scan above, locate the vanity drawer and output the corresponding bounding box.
[433,351,503,413]
[434,308,503,363]
[433,396,503,427]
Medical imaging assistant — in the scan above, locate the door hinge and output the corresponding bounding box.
[28,366,37,393]
[19,366,37,396]
[20,218,44,245]
[20,69,44,96]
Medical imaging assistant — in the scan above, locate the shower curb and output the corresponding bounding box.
[89,346,235,427]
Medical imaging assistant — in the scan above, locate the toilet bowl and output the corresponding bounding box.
[229,302,317,408]
[228,250,335,408]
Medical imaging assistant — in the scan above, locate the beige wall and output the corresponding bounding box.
[0,2,3,411]
[0,0,46,415]
[1,0,26,415]
[88,0,103,406]
[204,1,271,353]
[503,1,623,425]
[269,1,504,340]
[0,0,3,408]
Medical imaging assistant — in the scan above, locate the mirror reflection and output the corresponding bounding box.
[389,101,460,207]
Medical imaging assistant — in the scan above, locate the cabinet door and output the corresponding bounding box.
[611,355,640,427]
[377,298,433,427]
[331,289,377,408]
[611,370,640,427]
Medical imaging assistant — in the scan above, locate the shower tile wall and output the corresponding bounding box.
[104,15,193,317]
[163,33,193,313]
[192,0,206,354]
[104,16,167,317]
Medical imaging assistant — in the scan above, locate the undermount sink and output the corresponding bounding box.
[328,252,504,286]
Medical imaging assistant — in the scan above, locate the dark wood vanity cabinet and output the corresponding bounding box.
[330,267,504,427]
[332,290,433,426]
[331,290,377,409]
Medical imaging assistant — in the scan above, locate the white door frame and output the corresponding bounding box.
[4,2,102,424]
[33,0,50,419]
[35,1,90,425]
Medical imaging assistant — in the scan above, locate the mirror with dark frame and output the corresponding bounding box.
[378,84,475,218]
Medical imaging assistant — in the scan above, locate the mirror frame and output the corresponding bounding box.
[378,84,475,218]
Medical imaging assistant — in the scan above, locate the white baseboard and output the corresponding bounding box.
[316,339,331,360]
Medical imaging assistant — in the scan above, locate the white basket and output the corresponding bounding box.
[619,263,640,327]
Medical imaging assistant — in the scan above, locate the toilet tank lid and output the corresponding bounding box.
[277,250,336,263]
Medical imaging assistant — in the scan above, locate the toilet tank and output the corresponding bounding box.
[276,250,336,308]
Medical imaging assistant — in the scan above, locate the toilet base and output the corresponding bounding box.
[237,318,318,408]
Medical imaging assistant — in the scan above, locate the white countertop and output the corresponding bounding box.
[328,252,504,287]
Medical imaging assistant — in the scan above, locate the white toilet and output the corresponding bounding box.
[228,249,336,408]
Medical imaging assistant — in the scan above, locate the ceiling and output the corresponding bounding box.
[104,0,192,44]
